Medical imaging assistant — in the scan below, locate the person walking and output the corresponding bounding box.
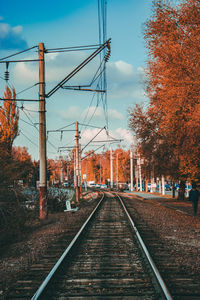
[189,183,199,216]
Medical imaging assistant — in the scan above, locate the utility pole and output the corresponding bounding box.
[75,121,80,202]
[162,175,165,195]
[116,153,119,190]
[130,149,133,192]
[39,42,47,220]
[100,156,101,185]
[73,149,76,187]
[60,155,63,185]
[137,156,143,192]
[79,142,82,199]
[110,147,113,188]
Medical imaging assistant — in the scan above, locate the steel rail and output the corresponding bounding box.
[116,192,173,300]
[31,192,104,300]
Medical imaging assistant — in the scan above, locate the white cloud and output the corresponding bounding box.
[0,23,9,38]
[108,109,123,120]
[13,25,23,34]
[14,62,38,84]
[80,127,135,151]
[115,128,135,145]
[0,22,28,49]
[59,106,83,120]
[114,60,134,76]
[58,106,123,122]
[11,52,147,103]
[107,60,147,101]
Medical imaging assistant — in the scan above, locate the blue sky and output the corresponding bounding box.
[0,0,153,160]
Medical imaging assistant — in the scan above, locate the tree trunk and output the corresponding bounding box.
[172,182,176,198]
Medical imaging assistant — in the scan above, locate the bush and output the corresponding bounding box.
[0,188,27,246]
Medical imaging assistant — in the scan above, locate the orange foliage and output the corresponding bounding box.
[81,148,131,184]
[129,0,200,181]
[0,86,19,152]
[12,146,32,162]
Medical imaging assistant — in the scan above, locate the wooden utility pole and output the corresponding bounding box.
[39,43,47,220]
[60,155,63,184]
[79,143,82,199]
[110,147,113,188]
[75,121,80,202]
[138,157,142,191]
[130,149,133,192]
[116,153,119,190]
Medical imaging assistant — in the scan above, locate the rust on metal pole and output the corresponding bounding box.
[39,43,47,219]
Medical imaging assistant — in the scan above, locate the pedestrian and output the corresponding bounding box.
[189,183,199,216]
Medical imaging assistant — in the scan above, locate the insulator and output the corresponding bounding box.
[105,41,111,62]
[5,70,9,81]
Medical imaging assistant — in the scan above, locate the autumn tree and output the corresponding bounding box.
[128,104,179,181]
[81,148,131,185]
[0,86,19,152]
[145,0,200,180]
[129,0,200,200]
[0,86,19,187]
[12,146,33,184]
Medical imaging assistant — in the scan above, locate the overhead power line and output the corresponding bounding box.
[81,144,105,160]
[81,126,106,152]
[45,43,101,53]
[46,39,111,98]
[0,45,38,61]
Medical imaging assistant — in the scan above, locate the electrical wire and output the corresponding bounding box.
[1,103,58,153]
[20,107,38,113]
[46,44,101,53]
[16,83,39,96]
[0,45,38,61]
[46,47,98,54]
[79,123,103,129]
[20,108,38,130]
[57,122,76,131]
[19,118,37,128]
[19,130,38,148]
[82,126,106,152]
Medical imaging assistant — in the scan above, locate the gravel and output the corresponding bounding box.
[1,191,199,299]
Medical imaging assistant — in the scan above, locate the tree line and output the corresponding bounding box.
[128,0,200,196]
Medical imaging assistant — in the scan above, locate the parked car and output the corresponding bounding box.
[118,182,128,191]
[100,184,108,189]
[95,184,101,188]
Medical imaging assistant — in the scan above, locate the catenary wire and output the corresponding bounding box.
[0,45,38,61]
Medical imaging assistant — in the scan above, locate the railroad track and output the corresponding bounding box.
[121,192,200,300]
[12,191,171,300]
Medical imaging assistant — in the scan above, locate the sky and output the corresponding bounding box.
[0,0,154,160]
